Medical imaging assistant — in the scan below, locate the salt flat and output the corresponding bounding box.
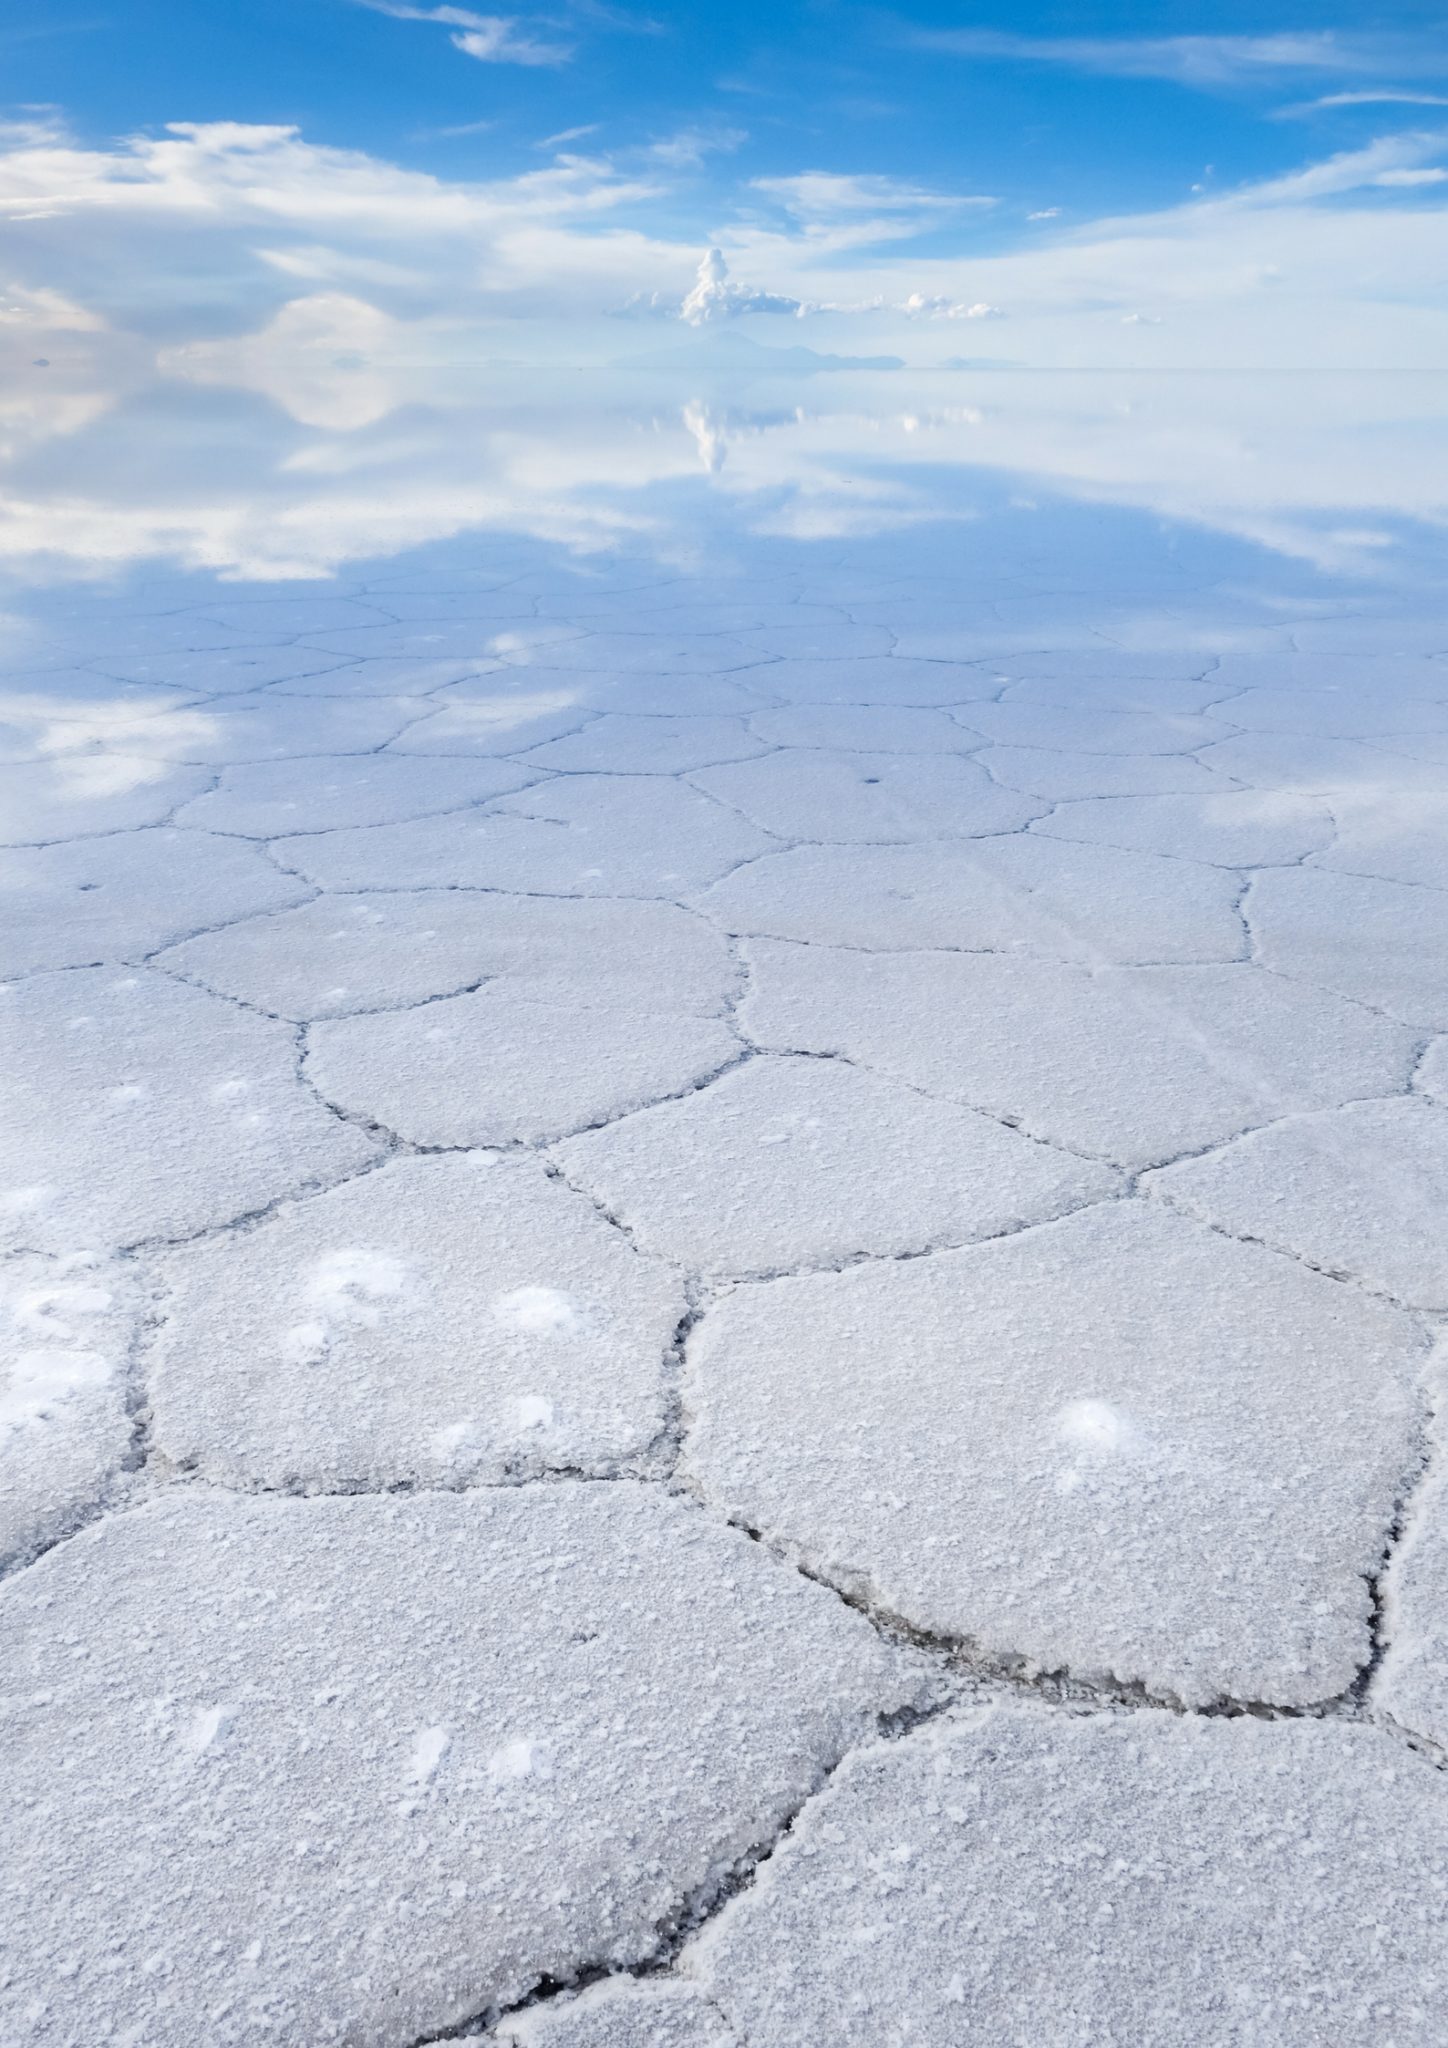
[3,518,1448,2047]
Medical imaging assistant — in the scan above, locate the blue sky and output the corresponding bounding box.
[2,5,1447,388]
[12,1,1448,232]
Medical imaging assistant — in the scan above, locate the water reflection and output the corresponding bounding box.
[4,323,1445,1041]
[3,326,1447,592]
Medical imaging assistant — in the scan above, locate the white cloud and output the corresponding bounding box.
[537,124,600,149]
[645,127,748,170]
[0,121,677,333]
[752,171,993,233]
[667,254,1000,327]
[421,118,497,138]
[910,29,1435,91]
[1028,207,1061,220]
[1376,167,1448,186]
[1206,131,1448,206]
[357,1,572,65]
[679,247,802,323]
[737,171,995,260]
[902,293,1002,319]
[0,120,658,238]
[0,116,68,150]
[1278,91,1448,117]
[755,171,973,214]
[452,23,563,62]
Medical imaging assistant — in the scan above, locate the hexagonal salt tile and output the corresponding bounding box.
[0,968,377,1253]
[553,1056,1117,1279]
[682,1201,1424,1705]
[0,1486,915,2045]
[148,1153,685,1488]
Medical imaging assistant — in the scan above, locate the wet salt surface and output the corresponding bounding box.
[3,477,1448,2045]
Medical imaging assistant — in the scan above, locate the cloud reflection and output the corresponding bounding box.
[1,351,1446,587]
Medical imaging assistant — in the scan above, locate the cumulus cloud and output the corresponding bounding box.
[902,294,1003,319]
[679,247,802,323]
[664,253,1002,327]
[357,1,572,65]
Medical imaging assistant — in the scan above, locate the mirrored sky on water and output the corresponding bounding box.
[3,363,1447,637]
